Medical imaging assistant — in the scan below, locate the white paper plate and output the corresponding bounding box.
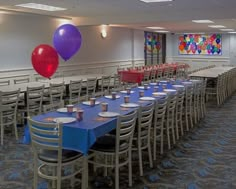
[159,80,168,83]
[120,90,135,94]
[150,83,158,85]
[139,97,156,101]
[57,108,77,113]
[172,85,185,88]
[189,79,201,83]
[104,95,121,99]
[120,103,139,108]
[82,101,100,106]
[164,89,177,93]
[53,117,76,124]
[138,86,150,89]
[152,92,167,97]
[98,112,120,118]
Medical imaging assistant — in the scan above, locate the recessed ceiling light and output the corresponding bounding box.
[228,31,236,33]
[15,3,66,11]
[192,20,214,23]
[139,0,173,3]
[220,29,234,31]
[183,32,205,34]
[156,30,169,33]
[208,25,225,28]
[146,27,165,29]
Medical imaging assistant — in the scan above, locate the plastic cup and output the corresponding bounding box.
[144,84,148,90]
[126,87,131,95]
[90,98,96,107]
[111,92,117,100]
[124,96,130,103]
[153,86,159,92]
[67,104,74,113]
[101,103,108,112]
[76,109,84,121]
[139,90,144,97]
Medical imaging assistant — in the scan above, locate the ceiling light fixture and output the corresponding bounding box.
[15,3,66,11]
[220,29,234,31]
[156,30,169,33]
[208,25,225,28]
[228,31,236,34]
[146,27,165,29]
[139,0,173,3]
[192,20,214,23]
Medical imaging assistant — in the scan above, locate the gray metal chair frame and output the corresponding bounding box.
[132,103,154,176]
[88,110,137,189]
[28,117,83,189]
[0,89,20,145]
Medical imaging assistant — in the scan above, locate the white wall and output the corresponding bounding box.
[0,13,145,80]
[166,33,234,70]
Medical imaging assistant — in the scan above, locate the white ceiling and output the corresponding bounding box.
[1,0,236,33]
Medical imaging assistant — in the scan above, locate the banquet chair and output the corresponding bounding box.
[43,100,65,113]
[175,90,185,139]
[150,69,157,82]
[0,89,20,145]
[200,79,207,119]
[164,94,177,150]
[132,102,154,176]
[27,117,83,189]
[69,80,82,105]
[163,67,170,79]
[44,82,65,105]
[85,78,97,100]
[14,77,30,84]
[168,67,175,78]
[143,70,150,82]
[18,85,45,124]
[88,110,137,189]
[152,97,167,160]
[156,68,163,81]
[112,74,122,90]
[98,75,111,93]
[183,84,194,131]
[0,80,10,86]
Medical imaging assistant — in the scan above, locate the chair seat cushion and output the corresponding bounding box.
[38,149,82,163]
[91,135,129,152]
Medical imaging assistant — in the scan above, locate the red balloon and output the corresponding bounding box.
[31,44,59,79]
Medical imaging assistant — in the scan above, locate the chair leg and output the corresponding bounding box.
[167,124,171,150]
[153,130,157,161]
[171,121,176,145]
[33,155,38,189]
[138,144,143,176]
[115,159,119,189]
[128,149,132,187]
[160,126,164,155]
[148,140,153,168]
[1,124,3,145]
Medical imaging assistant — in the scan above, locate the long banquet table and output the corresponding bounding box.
[28,79,192,189]
[189,66,234,78]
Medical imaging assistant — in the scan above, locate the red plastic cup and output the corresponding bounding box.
[76,109,84,121]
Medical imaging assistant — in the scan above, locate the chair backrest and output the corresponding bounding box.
[69,80,82,104]
[27,117,63,160]
[86,78,97,97]
[14,78,30,84]
[176,90,185,113]
[0,80,10,86]
[116,110,137,154]
[26,85,45,116]
[156,68,163,79]
[143,70,150,81]
[49,82,65,104]
[43,100,65,113]
[153,97,167,129]
[137,103,154,142]
[113,74,122,89]
[0,89,20,123]
[100,75,111,92]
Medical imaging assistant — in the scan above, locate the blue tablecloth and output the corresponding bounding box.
[30,82,180,154]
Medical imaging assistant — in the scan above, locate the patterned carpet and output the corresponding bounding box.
[0,96,236,189]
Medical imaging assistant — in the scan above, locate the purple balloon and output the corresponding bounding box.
[53,24,82,61]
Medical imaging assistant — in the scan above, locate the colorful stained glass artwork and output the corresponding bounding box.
[145,32,162,54]
[178,34,222,55]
